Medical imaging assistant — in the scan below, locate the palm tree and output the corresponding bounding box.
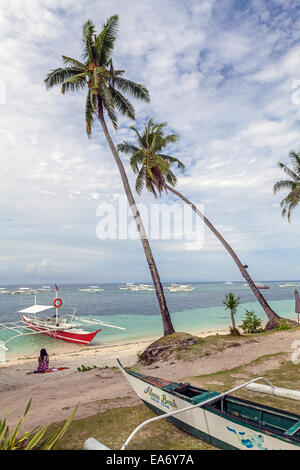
[273,151,300,222]
[223,292,241,335]
[118,119,283,329]
[44,17,175,336]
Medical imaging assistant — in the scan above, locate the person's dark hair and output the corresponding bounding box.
[40,348,48,360]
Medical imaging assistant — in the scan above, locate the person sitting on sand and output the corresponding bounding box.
[36,348,49,373]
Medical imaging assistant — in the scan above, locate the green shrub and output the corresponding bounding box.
[277,319,291,331]
[239,310,263,334]
[0,399,77,450]
[77,365,97,372]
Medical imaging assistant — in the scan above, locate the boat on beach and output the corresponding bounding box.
[0,288,125,352]
[84,361,300,450]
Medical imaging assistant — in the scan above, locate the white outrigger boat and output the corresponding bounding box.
[166,284,196,292]
[78,286,104,292]
[84,360,300,451]
[0,291,125,353]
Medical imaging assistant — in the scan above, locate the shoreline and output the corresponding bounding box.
[0,326,230,368]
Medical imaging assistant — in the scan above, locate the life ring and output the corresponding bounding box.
[53,298,63,308]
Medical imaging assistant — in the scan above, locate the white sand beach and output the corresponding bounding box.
[0,327,299,437]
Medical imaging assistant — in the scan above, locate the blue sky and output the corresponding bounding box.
[0,0,300,284]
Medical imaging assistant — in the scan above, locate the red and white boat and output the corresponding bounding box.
[0,291,125,352]
[244,282,270,290]
[20,305,102,346]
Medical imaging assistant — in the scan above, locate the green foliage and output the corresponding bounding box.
[239,310,263,334]
[77,365,97,372]
[136,350,142,360]
[273,150,300,222]
[45,15,150,136]
[118,119,184,197]
[222,292,241,311]
[0,399,78,450]
[277,319,292,331]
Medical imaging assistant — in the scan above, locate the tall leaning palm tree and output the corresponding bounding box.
[118,119,284,329]
[273,151,300,222]
[45,17,175,336]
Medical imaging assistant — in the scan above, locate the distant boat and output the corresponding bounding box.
[0,288,10,294]
[166,284,196,292]
[10,287,38,295]
[244,282,269,290]
[225,281,233,285]
[278,283,297,288]
[120,283,154,291]
[36,286,55,292]
[78,286,104,292]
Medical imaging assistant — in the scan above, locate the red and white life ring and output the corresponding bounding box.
[53,298,63,308]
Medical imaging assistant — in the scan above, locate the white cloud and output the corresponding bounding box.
[0,0,299,283]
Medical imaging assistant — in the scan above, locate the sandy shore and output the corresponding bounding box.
[0,327,299,436]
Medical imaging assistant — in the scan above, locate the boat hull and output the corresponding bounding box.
[118,363,300,450]
[21,315,102,345]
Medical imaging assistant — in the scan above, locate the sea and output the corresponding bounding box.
[0,281,299,361]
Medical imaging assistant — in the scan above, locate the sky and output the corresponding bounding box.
[0,0,300,284]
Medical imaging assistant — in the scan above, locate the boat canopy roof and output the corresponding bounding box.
[18,304,53,314]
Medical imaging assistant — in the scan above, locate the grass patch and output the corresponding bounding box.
[50,403,214,450]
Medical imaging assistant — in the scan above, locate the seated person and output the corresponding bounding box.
[35,348,49,373]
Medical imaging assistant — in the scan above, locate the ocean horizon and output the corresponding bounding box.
[0,281,299,360]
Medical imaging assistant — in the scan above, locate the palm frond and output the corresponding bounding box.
[45,67,84,89]
[136,166,146,195]
[273,179,297,194]
[129,151,145,172]
[158,154,185,170]
[61,72,87,94]
[61,56,86,70]
[114,77,150,102]
[278,162,298,181]
[110,87,135,120]
[82,20,96,63]
[85,89,95,137]
[165,170,177,187]
[95,15,119,66]
[117,141,140,155]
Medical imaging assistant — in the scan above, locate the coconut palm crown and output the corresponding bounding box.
[118,119,185,196]
[45,16,150,135]
[273,151,300,222]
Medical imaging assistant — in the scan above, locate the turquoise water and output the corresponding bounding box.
[0,282,298,359]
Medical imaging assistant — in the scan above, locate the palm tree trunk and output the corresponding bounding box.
[231,309,236,330]
[98,114,175,336]
[164,183,282,329]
